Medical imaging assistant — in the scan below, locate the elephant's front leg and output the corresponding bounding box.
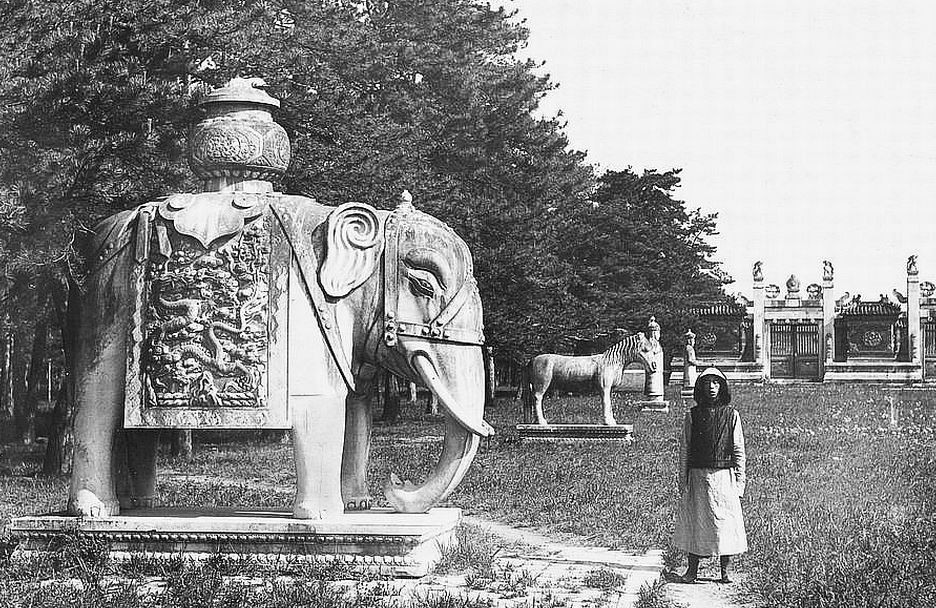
[292,395,346,519]
[341,390,374,511]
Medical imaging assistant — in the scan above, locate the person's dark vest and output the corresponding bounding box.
[687,406,737,469]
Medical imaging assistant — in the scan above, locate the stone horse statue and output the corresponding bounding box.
[521,332,658,425]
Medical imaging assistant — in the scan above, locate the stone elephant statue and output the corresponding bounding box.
[67,190,494,520]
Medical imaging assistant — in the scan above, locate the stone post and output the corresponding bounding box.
[907,255,921,367]
[752,261,766,379]
[640,316,669,412]
[821,260,835,373]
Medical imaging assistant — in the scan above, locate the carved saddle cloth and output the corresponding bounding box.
[98,192,334,429]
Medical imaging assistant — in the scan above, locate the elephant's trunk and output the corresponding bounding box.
[384,351,492,513]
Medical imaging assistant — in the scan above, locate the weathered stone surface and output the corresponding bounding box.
[516,423,634,441]
[12,508,461,578]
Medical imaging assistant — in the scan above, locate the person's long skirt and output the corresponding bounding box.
[674,467,748,556]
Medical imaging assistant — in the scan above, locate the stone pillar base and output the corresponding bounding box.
[637,400,670,413]
[10,508,461,578]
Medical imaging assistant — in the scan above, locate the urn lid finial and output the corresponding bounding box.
[200,77,280,109]
[189,78,291,191]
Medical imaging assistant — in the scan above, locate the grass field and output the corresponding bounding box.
[1,383,935,607]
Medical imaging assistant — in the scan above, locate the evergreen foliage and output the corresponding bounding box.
[0,0,726,400]
[548,168,731,357]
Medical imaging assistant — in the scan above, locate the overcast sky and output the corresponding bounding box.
[498,0,936,299]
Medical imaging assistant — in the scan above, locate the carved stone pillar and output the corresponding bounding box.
[640,316,668,411]
[907,256,921,366]
[752,261,766,379]
[822,260,835,371]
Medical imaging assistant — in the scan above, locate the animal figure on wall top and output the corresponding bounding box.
[521,332,658,426]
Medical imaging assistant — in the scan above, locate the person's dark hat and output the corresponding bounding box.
[693,367,731,406]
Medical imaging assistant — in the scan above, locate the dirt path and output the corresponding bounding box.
[466,515,756,608]
[158,471,754,607]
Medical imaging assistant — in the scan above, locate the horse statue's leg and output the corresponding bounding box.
[527,357,551,425]
[533,386,548,425]
[600,366,617,425]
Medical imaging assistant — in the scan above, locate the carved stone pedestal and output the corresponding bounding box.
[515,423,633,441]
[11,508,460,578]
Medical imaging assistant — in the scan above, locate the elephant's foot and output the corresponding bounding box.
[344,495,374,511]
[68,489,119,518]
[292,500,343,520]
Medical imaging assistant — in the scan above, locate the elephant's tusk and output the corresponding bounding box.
[411,353,494,437]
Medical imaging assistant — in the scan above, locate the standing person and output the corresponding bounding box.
[670,367,747,583]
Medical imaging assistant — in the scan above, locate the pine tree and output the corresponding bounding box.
[551,168,731,357]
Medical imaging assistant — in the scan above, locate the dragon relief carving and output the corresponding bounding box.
[142,217,269,408]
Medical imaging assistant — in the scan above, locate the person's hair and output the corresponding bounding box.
[692,374,731,407]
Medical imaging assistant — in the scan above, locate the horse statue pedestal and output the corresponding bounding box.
[515,423,633,442]
[10,508,461,578]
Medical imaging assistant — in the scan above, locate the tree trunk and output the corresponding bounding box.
[381,373,401,423]
[0,318,13,441]
[426,389,440,416]
[42,281,80,476]
[171,430,194,461]
[21,313,49,444]
[42,384,71,475]
[483,346,495,409]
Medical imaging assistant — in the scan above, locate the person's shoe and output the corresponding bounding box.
[663,570,697,584]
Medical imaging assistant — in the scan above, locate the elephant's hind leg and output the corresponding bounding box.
[341,390,374,511]
[68,348,125,517]
[116,430,160,510]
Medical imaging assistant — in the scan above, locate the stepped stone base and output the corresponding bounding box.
[516,423,633,441]
[10,507,461,578]
[671,361,765,383]
[823,361,923,383]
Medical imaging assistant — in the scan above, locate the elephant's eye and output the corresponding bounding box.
[406,269,437,298]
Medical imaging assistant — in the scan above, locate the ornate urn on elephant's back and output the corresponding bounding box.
[67,78,492,521]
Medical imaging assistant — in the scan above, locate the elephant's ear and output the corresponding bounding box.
[320,202,384,298]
